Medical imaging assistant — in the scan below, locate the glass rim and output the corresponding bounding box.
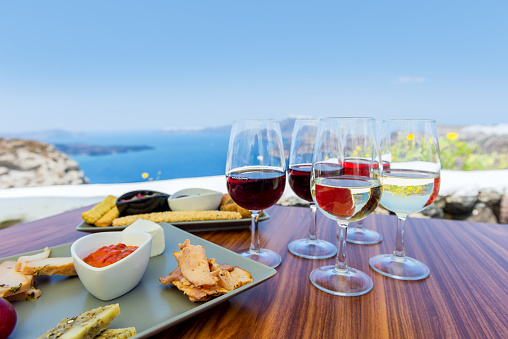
[319,117,376,121]
[232,119,279,123]
[384,118,437,123]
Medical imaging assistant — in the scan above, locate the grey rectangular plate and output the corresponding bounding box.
[76,212,270,233]
[3,223,277,338]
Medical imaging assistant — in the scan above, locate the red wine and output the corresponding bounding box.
[313,162,342,177]
[288,164,312,202]
[227,169,286,211]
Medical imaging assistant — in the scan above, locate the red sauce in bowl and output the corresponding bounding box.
[83,243,139,268]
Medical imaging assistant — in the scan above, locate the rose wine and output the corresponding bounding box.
[227,169,286,211]
[312,176,382,221]
[342,158,390,176]
[342,158,372,177]
[288,164,312,202]
[425,176,441,207]
[380,169,439,217]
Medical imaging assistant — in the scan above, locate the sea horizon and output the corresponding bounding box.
[2,120,507,185]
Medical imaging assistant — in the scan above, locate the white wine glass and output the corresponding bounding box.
[287,120,337,259]
[369,119,440,280]
[310,117,381,296]
[226,120,286,268]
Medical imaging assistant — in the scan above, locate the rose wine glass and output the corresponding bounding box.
[310,117,381,296]
[344,156,385,245]
[287,120,337,259]
[369,119,440,280]
[347,121,387,244]
[226,120,286,268]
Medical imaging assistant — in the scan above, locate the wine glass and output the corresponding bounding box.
[226,120,286,268]
[344,155,386,244]
[347,120,387,244]
[369,119,441,280]
[287,120,337,259]
[310,117,381,296]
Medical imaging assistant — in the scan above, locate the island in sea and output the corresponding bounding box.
[53,143,153,156]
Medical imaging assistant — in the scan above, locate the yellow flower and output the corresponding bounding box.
[356,146,361,150]
[325,156,329,160]
[447,132,458,140]
[141,172,149,179]
[407,134,414,141]
[429,138,433,144]
[353,150,358,155]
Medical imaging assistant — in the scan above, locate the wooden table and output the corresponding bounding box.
[1,205,507,338]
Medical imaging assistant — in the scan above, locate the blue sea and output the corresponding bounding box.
[41,131,231,184]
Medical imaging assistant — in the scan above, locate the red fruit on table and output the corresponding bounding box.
[0,297,17,339]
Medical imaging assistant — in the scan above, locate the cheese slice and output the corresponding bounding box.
[95,327,137,339]
[37,303,120,339]
[123,219,165,257]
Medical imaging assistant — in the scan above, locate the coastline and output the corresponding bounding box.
[2,169,508,227]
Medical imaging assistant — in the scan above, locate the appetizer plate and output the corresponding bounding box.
[76,212,270,233]
[3,223,277,338]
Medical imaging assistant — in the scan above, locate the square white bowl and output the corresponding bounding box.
[70,231,152,301]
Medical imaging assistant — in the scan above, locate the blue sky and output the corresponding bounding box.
[1,1,507,133]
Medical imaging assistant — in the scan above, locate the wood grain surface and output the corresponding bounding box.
[1,205,507,338]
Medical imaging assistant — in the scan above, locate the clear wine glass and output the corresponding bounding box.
[345,154,386,245]
[348,120,388,244]
[310,117,381,296]
[226,120,286,268]
[369,119,441,280]
[287,120,337,259]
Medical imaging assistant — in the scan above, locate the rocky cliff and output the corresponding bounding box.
[0,138,88,189]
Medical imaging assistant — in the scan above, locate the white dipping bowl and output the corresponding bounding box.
[168,188,223,211]
[70,231,152,301]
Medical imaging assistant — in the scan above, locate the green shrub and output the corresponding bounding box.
[439,133,508,170]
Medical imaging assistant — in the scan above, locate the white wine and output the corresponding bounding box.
[380,169,439,217]
[312,176,381,222]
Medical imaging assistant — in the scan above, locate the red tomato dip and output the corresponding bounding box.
[83,243,139,268]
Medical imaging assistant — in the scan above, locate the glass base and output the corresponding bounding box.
[369,254,430,280]
[239,248,281,269]
[309,265,373,296]
[288,239,337,259]
[347,227,383,245]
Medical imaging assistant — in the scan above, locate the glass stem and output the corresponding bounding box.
[355,218,365,230]
[249,210,261,253]
[394,216,406,258]
[334,222,348,272]
[307,203,317,241]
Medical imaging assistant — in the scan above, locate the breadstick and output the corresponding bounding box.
[112,210,242,226]
[95,206,120,227]
[81,195,117,224]
[219,193,252,218]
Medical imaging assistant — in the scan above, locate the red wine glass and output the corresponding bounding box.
[226,120,286,268]
[310,117,381,296]
[288,120,337,259]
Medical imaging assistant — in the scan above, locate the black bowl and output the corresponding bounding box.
[116,190,170,217]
